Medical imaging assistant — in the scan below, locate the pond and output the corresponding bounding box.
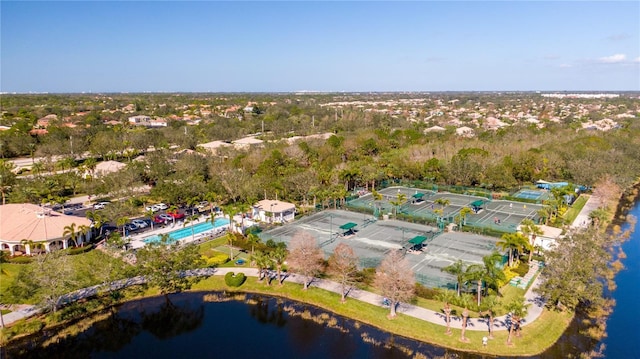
[4,292,454,359]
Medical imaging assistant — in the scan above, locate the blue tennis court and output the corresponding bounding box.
[513,189,549,201]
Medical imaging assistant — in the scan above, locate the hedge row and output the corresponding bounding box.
[224,272,246,287]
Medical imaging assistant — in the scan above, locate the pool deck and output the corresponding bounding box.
[128,213,233,249]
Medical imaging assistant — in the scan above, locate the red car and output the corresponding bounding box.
[167,210,185,219]
[152,215,166,224]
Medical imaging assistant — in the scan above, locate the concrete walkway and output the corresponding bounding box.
[571,194,600,230]
[2,267,545,333]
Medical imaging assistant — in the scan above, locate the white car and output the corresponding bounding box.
[93,202,110,210]
[157,203,168,210]
[132,219,149,228]
[145,205,161,212]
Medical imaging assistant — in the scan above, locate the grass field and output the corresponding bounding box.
[563,195,589,224]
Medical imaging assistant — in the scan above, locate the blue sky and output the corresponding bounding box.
[2,1,639,92]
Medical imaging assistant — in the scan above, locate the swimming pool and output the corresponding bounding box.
[143,218,230,245]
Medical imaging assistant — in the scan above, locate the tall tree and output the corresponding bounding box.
[519,219,543,263]
[374,250,415,318]
[480,295,500,339]
[441,259,467,296]
[136,235,205,300]
[246,233,261,264]
[506,297,531,345]
[458,293,474,343]
[327,243,359,302]
[62,223,79,248]
[286,231,324,290]
[270,244,288,285]
[252,250,272,283]
[435,289,457,335]
[497,233,528,267]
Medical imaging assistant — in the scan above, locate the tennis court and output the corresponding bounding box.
[346,186,542,233]
[258,209,500,289]
[512,189,550,201]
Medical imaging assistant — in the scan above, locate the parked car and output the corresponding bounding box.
[145,204,160,212]
[167,210,185,219]
[152,215,166,224]
[132,219,149,228]
[196,201,209,211]
[124,223,138,232]
[94,202,110,210]
[157,203,169,210]
[158,214,173,222]
[101,224,117,235]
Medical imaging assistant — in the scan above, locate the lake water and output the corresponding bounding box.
[600,201,640,357]
[5,201,639,358]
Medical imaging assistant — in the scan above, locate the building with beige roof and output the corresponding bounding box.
[0,203,92,255]
[252,200,296,224]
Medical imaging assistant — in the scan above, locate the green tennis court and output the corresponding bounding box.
[259,209,501,289]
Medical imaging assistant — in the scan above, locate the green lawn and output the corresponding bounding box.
[563,195,588,224]
[0,263,23,293]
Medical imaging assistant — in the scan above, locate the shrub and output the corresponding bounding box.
[67,244,94,255]
[415,283,439,300]
[499,267,519,287]
[203,253,229,267]
[224,272,246,287]
[512,262,530,277]
[8,256,34,264]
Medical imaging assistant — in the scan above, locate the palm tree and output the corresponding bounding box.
[457,206,473,228]
[270,245,288,285]
[145,208,156,231]
[86,210,106,237]
[62,223,79,248]
[435,289,457,335]
[480,295,500,339]
[506,297,531,345]
[371,189,383,218]
[116,216,130,238]
[465,251,505,306]
[20,239,45,256]
[434,198,450,211]
[184,214,200,241]
[497,232,528,267]
[77,224,91,246]
[225,232,236,261]
[389,193,407,219]
[589,208,609,229]
[222,204,237,233]
[167,205,179,225]
[441,259,467,296]
[246,233,261,264]
[235,202,251,234]
[252,250,272,283]
[83,157,97,180]
[520,219,543,262]
[459,293,474,342]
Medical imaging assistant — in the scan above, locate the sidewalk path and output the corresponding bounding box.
[571,194,600,229]
[2,267,545,332]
